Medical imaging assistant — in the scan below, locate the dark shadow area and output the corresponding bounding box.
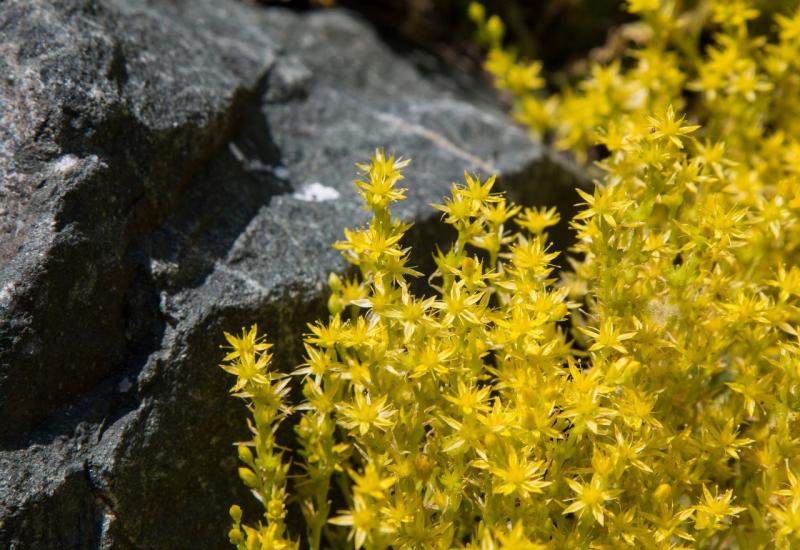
[248,0,632,79]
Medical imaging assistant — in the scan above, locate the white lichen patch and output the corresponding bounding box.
[0,281,16,308]
[53,154,80,175]
[292,182,340,202]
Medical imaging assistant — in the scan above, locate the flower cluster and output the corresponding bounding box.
[219,1,800,547]
[563,110,800,547]
[221,138,800,547]
[470,0,800,167]
[221,326,296,549]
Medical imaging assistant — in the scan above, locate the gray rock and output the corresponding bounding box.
[0,1,584,548]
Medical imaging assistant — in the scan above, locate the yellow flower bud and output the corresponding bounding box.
[486,15,504,44]
[654,483,672,501]
[238,445,253,465]
[468,2,485,24]
[327,293,343,316]
[267,498,285,520]
[238,467,259,489]
[228,527,244,544]
[328,272,343,292]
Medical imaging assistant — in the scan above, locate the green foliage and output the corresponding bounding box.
[220,1,800,548]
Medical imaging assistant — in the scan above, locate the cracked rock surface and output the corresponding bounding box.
[0,0,584,547]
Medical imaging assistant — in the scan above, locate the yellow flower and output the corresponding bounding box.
[495,523,548,549]
[354,149,409,210]
[487,447,551,497]
[219,346,271,392]
[444,380,493,417]
[647,105,700,149]
[349,462,397,499]
[579,318,637,354]
[563,476,623,526]
[516,206,561,235]
[329,495,382,549]
[458,172,502,206]
[691,485,746,531]
[222,324,272,363]
[433,280,486,325]
[336,392,396,436]
[306,315,346,349]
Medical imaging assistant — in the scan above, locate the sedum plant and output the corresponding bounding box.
[219,1,800,548]
[470,0,800,166]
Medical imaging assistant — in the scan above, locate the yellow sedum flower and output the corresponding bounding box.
[563,475,623,527]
